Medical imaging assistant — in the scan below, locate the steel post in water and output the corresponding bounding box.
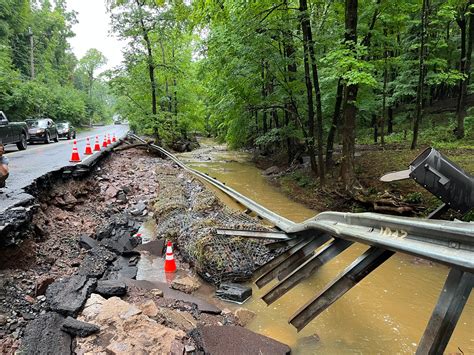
[416,269,474,355]
[289,247,394,331]
[255,234,330,288]
[262,238,353,305]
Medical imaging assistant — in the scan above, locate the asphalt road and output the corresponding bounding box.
[2,124,129,196]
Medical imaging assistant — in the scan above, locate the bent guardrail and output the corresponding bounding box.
[128,134,474,355]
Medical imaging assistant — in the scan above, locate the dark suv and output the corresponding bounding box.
[57,122,76,139]
[28,118,59,144]
[0,111,29,150]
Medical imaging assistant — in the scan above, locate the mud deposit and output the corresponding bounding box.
[0,147,289,354]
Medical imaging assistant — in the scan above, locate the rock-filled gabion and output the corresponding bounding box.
[152,164,282,285]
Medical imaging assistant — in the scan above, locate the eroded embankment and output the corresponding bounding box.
[0,146,289,354]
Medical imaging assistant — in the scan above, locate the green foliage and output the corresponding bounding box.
[404,192,423,204]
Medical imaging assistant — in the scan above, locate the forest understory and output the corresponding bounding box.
[253,102,474,222]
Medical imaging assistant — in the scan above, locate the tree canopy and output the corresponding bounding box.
[0,0,112,125]
[107,0,473,186]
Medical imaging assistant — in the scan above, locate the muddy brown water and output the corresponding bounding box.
[177,141,473,354]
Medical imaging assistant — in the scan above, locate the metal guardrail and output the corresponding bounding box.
[128,134,473,355]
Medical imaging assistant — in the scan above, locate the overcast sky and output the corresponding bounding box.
[66,0,125,71]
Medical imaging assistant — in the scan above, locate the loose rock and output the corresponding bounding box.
[61,316,100,337]
[76,296,185,354]
[139,300,159,317]
[171,275,201,294]
[234,307,256,326]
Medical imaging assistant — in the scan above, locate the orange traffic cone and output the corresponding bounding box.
[107,134,112,145]
[112,133,117,143]
[84,137,93,155]
[69,140,81,162]
[94,136,101,151]
[164,241,177,273]
[102,134,108,148]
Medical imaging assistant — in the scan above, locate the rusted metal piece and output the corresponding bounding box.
[289,247,394,331]
[262,238,353,305]
[416,269,474,355]
[216,228,290,240]
[255,234,330,288]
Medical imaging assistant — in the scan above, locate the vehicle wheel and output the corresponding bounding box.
[53,132,59,142]
[44,132,50,144]
[67,134,71,140]
[16,134,28,150]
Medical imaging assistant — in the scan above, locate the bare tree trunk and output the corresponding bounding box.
[381,43,388,146]
[135,0,158,140]
[300,27,318,174]
[159,39,172,113]
[326,78,343,168]
[261,60,268,135]
[411,0,429,150]
[283,37,298,163]
[372,114,378,143]
[456,1,473,139]
[387,106,393,134]
[172,47,177,116]
[299,0,325,184]
[340,0,359,187]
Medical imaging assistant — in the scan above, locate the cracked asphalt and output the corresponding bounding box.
[1,124,129,210]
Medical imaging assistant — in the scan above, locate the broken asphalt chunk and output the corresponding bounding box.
[21,312,72,355]
[95,279,127,297]
[46,275,97,317]
[61,316,100,337]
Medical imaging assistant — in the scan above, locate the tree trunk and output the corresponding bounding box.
[261,60,268,135]
[387,106,393,134]
[381,45,388,146]
[372,114,378,143]
[283,20,298,165]
[158,40,171,113]
[456,1,473,139]
[172,46,178,116]
[340,0,359,187]
[299,0,325,184]
[300,24,318,174]
[411,0,429,150]
[326,78,343,168]
[135,0,159,141]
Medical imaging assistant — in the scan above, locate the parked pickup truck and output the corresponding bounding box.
[0,111,28,150]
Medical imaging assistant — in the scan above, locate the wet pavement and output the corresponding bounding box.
[1,124,128,210]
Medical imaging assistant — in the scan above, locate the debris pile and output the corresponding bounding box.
[0,145,291,354]
[152,163,281,284]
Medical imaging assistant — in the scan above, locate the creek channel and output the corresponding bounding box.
[172,139,473,354]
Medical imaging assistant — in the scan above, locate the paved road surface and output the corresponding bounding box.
[2,124,128,199]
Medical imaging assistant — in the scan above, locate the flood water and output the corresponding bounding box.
[179,141,474,354]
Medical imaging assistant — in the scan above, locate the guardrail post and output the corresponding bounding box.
[416,269,473,355]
